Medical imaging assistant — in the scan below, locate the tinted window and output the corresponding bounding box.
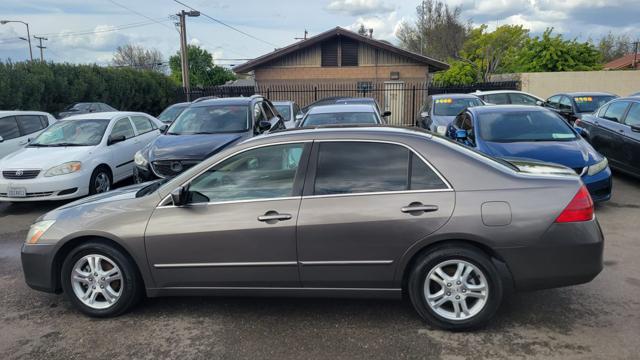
[484,93,509,105]
[433,98,483,116]
[410,153,447,190]
[303,112,378,126]
[188,143,305,203]
[131,116,153,134]
[624,103,640,127]
[559,97,573,111]
[478,110,576,142]
[158,104,188,123]
[597,104,609,118]
[546,96,561,109]
[602,101,629,122]
[274,105,291,121]
[16,115,45,135]
[111,118,135,139]
[509,93,538,105]
[262,102,276,119]
[169,105,250,134]
[574,96,616,113]
[0,116,20,140]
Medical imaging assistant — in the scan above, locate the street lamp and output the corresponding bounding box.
[1,20,33,61]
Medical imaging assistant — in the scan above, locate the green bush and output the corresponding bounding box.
[0,61,181,116]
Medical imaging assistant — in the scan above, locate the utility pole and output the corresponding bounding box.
[633,41,639,69]
[176,10,200,102]
[33,35,47,62]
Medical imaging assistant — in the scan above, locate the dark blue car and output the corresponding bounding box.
[446,105,612,202]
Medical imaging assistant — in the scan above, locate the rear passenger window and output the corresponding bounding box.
[603,101,629,122]
[16,115,46,135]
[131,116,153,134]
[624,103,640,127]
[485,93,509,104]
[313,142,446,195]
[0,116,20,140]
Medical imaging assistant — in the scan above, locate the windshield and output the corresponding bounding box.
[274,105,291,121]
[478,110,577,142]
[434,98,484,116]
[574,96,616,113]
[158,104,189,123]
[167,105,250,134]
[302,112,378,126]
[65,103,90,111]
[29,119,109,146]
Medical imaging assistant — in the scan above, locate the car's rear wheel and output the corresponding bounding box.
[61,241,141,317]
[89,167,111,195]
[408,244,503,331]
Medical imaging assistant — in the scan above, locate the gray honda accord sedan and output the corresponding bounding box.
[21,127,603,330]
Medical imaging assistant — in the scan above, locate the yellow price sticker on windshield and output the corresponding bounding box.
[575,97,593,102]
[436,98,453,104]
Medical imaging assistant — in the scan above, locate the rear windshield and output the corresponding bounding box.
[302,112,378,126]
[574,96,616,113]
[478,110,576,142]
[434,98,484,116]
[158,104,189,123]
[168,105,249,134]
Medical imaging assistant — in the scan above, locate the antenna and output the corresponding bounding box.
[294,29,308,41]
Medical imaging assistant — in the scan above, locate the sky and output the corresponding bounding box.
[0,0,639,68]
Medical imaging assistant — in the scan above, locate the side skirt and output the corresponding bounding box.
[146,287,402,299]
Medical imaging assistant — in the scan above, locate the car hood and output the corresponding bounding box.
[56,182,151,211]
[482,139,600,168]
[147,133,246,161]
[431,115,456,127]
[0,146,95,169]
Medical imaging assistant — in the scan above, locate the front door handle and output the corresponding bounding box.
[401,203,439,214]
[258,211,292,223]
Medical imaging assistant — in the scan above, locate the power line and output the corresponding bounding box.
[172,0,279,48]
[106,0,178,33]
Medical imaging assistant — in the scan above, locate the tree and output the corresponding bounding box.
[597,32,633,63]
[397,0,469,61]
[432,60,478,86]
[169,44,236,87]
[112,44,165,72]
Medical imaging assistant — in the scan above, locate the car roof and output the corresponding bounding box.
[551,92,617,97]
[468,104,550,115]
[432,93,481,100]
[62,111,152,120]
[472,90,543,98]
[191,96,260,107]
[0,110,52,117]
[610,96,640,102]
[307,104,376,114]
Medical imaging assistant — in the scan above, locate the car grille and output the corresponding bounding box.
[573,167,586,176]
[0,191,54,198]
[2,170,40,180]
[151,160,200,178]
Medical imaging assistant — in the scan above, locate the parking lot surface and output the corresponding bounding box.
[1,174,639,360]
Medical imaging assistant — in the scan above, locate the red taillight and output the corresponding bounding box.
[555,185,594,223]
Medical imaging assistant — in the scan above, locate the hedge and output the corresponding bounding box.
[0,61,181,116]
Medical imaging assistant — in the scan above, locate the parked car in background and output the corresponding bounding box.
[575,96,640,178]
[157,102,190,124]
[0,112,163,201]
[57,102,117,119]
[473,90,544,106]
[273,100,303,128]
[0,111,57,159]
[298,104,384,127]
[21,127,603,331]
[630,92,640,97]
[301,97,389,118]
[544,92,617,124]
[446,105,612,202]
[134,96,285,182]
[419,94,484,135]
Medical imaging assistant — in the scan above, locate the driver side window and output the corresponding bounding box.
[254,102,266,123]
[187,143,306,204]
[111,118,135,139]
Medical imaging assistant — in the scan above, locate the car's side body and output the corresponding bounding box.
[0,112,163,201]
[419,94,484,134]
[575,96,640,178]
[0,111,57,159]
[472,90,543,106]
[545,92,618,124]
[22,128,602,301]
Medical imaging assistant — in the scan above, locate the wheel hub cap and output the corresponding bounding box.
[71,254,122,310]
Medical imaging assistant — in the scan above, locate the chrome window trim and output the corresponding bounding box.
[154,261,297,269]
[159,286,401,292]
[299,260,393,266]
[302,188,453,200]
[157,196,301,209]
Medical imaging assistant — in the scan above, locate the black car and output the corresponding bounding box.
[302,97,390,118]
[545,92,617,124]
[157,102,190,124]
[575,96,640,178]
[419,94,484,135]
[57,102,117,119]
[134,95,285,182]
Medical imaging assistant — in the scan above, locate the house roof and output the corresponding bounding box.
[604,53,640,70]
[233,27,449,74]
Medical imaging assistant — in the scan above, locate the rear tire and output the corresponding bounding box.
[61,241,141,317]
[408,244,503,331]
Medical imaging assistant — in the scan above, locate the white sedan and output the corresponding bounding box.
[0,112,164,201]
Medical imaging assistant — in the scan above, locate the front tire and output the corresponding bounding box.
[61,241,141,317]
[89,167,112,195]
[408,244,503,331]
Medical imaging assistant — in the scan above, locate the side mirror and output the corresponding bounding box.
[107,134,126,145]
[383,111,392,117]
[258,120,272,132]
[0,135,4,143]
[159,124,169,133]
[455,129,468,140]
[170,186,189,206]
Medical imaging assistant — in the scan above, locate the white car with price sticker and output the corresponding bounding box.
[0,112,164,202]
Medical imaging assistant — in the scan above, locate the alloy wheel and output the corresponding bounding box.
[70,254,122,310]
[94,172,110,193]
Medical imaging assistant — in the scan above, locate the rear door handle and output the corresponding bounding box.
[401,203,439,214]
[258,212,292,222]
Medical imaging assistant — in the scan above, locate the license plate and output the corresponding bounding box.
[7,187,26,198]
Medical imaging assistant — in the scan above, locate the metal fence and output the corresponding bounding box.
[178,80,519,126]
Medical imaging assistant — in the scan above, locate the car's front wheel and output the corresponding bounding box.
[61,241,141,317]
[89,167,112,195]
[408,244,503,331]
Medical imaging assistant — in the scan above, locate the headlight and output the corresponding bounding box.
[436,126,447,135]
[44,161,81,177]
[26,220,55,244]
[134,150,148,167]
[587,158,608,176]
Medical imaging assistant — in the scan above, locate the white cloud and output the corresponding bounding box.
[346,11,403,42]
[326,0,394,16]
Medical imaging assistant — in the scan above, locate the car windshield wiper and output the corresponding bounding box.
[49,143,88,147]
[27,143,50,147]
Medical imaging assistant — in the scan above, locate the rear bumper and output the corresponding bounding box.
[496,219,604,291]
[21,243,59,293]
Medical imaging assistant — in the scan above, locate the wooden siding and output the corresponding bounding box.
[359,43,416,66]
[264,44,320,67]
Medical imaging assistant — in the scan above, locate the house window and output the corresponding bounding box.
[321,38,359,67]
[341,38,359,66]
[321,40,339,67]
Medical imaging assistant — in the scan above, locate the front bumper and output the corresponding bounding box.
[21,243,59,293]
[583,167,612,202]
[0,172,89,202]
[134,164,158,183]
[496,219,604,291]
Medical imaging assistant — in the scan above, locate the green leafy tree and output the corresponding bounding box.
[169,45,236,87]
[431,60,478,86]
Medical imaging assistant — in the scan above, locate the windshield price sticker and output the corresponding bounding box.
[574,97,593,102]
[436,99,453,104]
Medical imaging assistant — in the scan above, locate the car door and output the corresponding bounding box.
[0,116,24,159]
[592,101,630,168]
[130,115,160,148]
[108,117,138,181]
[621,102,640,175]
[296,140,455,288]
[145,142,311,288]
[558,96,577,123]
